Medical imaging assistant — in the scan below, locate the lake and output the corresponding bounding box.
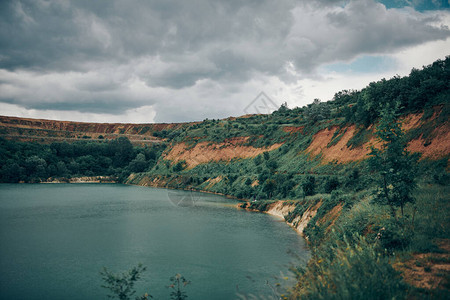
[0,184,307,299]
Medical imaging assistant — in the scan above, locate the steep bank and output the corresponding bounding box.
[241,200,322,237]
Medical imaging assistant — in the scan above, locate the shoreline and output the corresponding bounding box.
[238,201,317,238]
[13,178,309,237]
[40,176,118,184]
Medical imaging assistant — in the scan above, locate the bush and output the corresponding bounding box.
[100,264,148,300]
[172,161,186,172]
[338,197,381,238]
[302,176,316,197]
[377,219,414,252]
[290,234,408,300]
[324,176,339,193]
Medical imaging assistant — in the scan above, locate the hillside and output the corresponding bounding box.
[1,57,449,298]
[2,103,448,189]
[0,115,188,145]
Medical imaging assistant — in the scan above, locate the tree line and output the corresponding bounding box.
[0,137,165,183]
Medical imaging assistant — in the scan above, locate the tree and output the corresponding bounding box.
[263,179,276,198]
[0,162,24,182]
[24,155,47,179]
[304,98,331,124]
[265,159,278,171]
[324,176,339,193]
[56,161,69,177]
[128,153,148,173]
[110,137,134,167]
[253,155,263,166]
[368,105,419,218]
[302,175,316,197]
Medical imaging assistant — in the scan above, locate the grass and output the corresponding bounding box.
[409,184,450,253]
[326,128,346,148]
[346,126,372,149]
[289,234,409,300]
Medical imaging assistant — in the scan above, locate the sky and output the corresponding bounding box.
[0,0,449,123]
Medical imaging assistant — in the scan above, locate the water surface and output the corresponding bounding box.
[0,184,307,299]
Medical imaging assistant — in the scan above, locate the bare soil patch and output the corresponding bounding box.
[164,137,282,168]
[394,239,450,291]
[306,126,374,163]
[407,125,450,159]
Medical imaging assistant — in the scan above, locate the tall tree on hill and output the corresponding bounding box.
[368,104,419,218]
[110,137,134,167]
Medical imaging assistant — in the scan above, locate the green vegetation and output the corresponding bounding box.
[101,264,148,300]
[100,264,190,300]
[290,234,408,299]
[1,57,449,298]
[0,137,165,183]
[133,57,448,204]
[369,104,419,218]
[338,57,450,127]
[131,58,448,298]
[168,274,190,300]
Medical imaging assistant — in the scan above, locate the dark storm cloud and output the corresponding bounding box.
[0,1,295,73]
[284,0,450,74]
[0,0,449,121]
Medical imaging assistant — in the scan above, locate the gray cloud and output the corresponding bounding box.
[0,69,149,114]
[0,0,449,122]
[286,1,450,72]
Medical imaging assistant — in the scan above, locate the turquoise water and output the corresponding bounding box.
[0,184,307,299]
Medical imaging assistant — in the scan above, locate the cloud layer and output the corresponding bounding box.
[0,0,449,122]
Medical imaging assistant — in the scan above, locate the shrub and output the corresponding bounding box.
[302,176,316,197]
[285,201,308,223]
[377,219,414,252]
[346,126,372,149]
[172,161,186,172]
[100,264,148,300]
[290,234,408,299]
[324,176,339,193]
[168,274,190,300]
[338,197,382,238]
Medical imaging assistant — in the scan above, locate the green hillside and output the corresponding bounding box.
[130,57,449,201]
[1,56,449,298]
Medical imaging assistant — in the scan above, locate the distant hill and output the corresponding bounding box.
[0,115,187,145]
[1,56,449,298]
[1,56,449,189]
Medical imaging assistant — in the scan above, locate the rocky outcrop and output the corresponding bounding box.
[267,201,319,236]
[240,200,323,237]
[43,176,117,183]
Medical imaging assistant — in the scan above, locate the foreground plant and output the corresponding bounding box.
[168,273,191,300]
[100,264,151,300]
[100,264,191,300]
[290,234,408,299]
